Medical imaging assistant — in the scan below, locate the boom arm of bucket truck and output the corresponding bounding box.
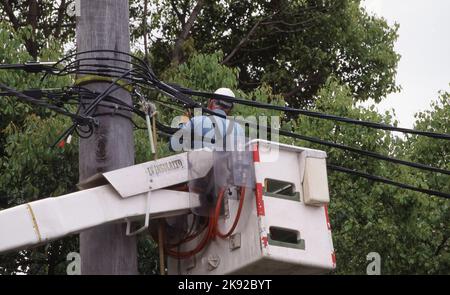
[0,140,336,275]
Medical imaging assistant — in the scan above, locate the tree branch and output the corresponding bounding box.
[283,76,321,99]
[143,0,149,62]
[53,0,67,38]
[221,4,334,66]
[26,0,39,30]
[240,44,277,52]
[24,0,39,59]
[221,10,282,66]
[260,17,317,27]
[434,235,449,256]
[0,0,20,30]
[171,0,204,65]
[221,18,264,66]
[169,0,186,27]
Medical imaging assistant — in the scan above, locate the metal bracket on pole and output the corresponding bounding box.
[125,191,152,236]
[136,90,157,155]
[145,113,156,154]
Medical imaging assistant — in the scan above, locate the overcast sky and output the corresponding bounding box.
[362,0,450,128]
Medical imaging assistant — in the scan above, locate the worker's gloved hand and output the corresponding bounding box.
[169,112,191,152]
[178,112,191,126]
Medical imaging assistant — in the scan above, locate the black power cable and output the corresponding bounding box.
[132,77,450,177]
[0,81,93,125]
[1,85,177,143]
[327,164,449,199]
[199,107,450,176]
[3,51,448,177]
[51,79,135,147]
[167,101,450,199]
[130,69,450,176]
[1,50,449,200]
[151,83,450,176]
[180,88,450,140]
[0,61,57,73]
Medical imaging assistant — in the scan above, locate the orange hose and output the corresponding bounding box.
[166,211,215,259]
[214,187,246,239]
[167,217,207,248]
[166,186,246,259]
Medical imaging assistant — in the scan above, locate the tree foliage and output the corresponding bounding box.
[1,0,400,106]
[290,79,449,274]
[0,21,78,274]
[130,0,400,108]
[0,0,448,275]
[0,0,75,59]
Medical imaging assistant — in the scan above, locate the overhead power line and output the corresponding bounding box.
[199,108,450,176]
[327,164,450,199]
[1,50,449,200]
[0,81,93,125]
[179,88,450,140]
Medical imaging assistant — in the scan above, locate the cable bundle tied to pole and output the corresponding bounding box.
[0,49,448,200]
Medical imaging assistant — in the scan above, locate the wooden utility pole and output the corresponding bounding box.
[77,0,138,275]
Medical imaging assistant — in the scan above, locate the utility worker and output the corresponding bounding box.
[170,88,245,152]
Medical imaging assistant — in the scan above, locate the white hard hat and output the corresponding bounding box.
[214,87,235,98]
[213,88,235,109]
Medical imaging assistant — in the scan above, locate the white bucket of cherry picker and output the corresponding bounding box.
[166,139,336,275]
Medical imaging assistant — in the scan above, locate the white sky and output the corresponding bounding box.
[362,0,450,128]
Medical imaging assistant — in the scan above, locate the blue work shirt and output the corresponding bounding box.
[170,109,245,152]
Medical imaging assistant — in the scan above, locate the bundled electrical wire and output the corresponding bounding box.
[0,49,448,203]
[1,48,449,261]
[164,186,246,259]
[177,88,450,141]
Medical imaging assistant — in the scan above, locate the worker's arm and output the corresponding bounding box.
[170,116,192,152]
[170,114,208,152]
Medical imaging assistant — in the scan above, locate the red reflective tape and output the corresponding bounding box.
[261,236,269,248]
[331,252,336,265]
[324,205,331,230]
[255,183,265,216]
[58,140,65,148]
[253,143,260,162]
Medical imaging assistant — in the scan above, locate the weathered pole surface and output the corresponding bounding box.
[77,0,138,274]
